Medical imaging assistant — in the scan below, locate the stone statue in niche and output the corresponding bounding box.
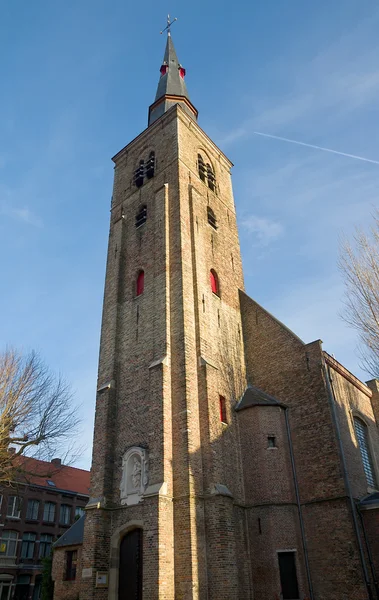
[120,447,148,505]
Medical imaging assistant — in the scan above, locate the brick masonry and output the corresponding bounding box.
[52,103,379,600]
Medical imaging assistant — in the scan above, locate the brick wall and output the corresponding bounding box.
[52,544,82,600]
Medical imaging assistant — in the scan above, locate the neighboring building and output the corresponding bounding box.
[0,457,90,600]
[53,30,379,600]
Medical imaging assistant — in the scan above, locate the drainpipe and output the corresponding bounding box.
[284,407,314,600]
[323,359,374,600]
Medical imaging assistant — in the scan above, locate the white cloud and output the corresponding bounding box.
[241,215,284,246]
[1,204,43,227]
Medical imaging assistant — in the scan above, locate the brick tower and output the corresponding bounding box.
[80,28,250,600]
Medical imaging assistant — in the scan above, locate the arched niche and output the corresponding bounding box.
[120,447,149,506]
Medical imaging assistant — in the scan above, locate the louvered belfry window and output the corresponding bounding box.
[135,205,147,228]
[354,417,377,488]
[146,152,155,179]
[134,160,144,188]
[207,163,216,191]
[198,154,206,182]
[207,207,217,229]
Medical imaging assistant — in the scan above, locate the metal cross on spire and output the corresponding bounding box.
[160,14,177,36]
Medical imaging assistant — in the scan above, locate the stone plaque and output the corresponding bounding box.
[82,568,93,579]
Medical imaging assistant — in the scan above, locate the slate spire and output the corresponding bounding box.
[148,32,198,126]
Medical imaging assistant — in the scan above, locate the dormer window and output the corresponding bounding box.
[207,164,216,192]
[134,160,144,188]
[160,63,168,76]
[198,154,206,182]
[178,65,186,79]
[146,152,155,179]
[135,205,147,228]
[207,207,217,230]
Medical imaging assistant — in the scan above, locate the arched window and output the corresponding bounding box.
[207,207,217,229]
[207,163,216,192]
[135,205,147,228]
[146,151,155,179]
[354,417,377,488]
[198,154,206,182]
[134,160,144,188]
[210,269,219,296]
[136,271,144,297]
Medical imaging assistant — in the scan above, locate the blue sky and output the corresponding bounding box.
[1,1,379,469]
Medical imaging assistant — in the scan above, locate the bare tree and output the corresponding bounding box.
[339,211,379,377]
[0,348,81,486]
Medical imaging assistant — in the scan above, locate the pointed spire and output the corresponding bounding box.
[148,27,198,126]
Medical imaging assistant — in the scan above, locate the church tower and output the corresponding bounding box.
[80,26,251,600]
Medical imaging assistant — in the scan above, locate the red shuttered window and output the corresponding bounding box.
[210,270,219,296]
[136,271,144,297]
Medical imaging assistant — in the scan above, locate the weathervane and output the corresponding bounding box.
[160,14,177,36]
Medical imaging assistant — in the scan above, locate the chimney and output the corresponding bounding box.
[51,458,61,467]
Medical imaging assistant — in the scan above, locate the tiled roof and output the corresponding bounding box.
[16,456,90,496]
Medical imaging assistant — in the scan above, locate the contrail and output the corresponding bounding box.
[253,131,379,166]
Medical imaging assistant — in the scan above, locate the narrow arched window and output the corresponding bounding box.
[207,207,217,229]
[134,160,144,188]
[136,270,144,297]
[198,154,206,182]
[219,396,227,424]
[146,151,155,179]
[207,163,216,192]
[135,205,147,228]
[354,417,377,488]
[210,269,219,296]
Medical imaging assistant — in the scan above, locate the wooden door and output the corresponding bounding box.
[118,529,143,600]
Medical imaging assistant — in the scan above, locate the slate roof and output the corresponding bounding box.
[235,386,286,412]
[16,456,90,495]
[154,34,190,102]
[54,514,85,548]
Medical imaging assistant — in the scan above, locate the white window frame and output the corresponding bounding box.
[7,496,21,519]
[26,499,39,520]
[39,534,53,559]
[21,533,36,559]
[43,502,55,523]
[59,504,71,525]
[0,530,18,557]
